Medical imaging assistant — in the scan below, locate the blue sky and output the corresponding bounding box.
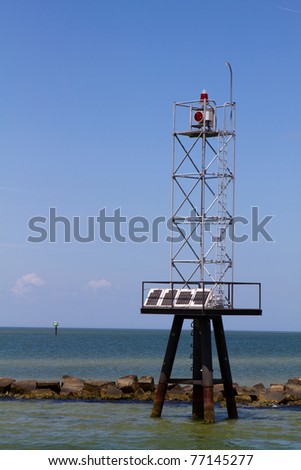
[1,0,301,330]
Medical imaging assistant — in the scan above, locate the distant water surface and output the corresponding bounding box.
[0,328,300,386]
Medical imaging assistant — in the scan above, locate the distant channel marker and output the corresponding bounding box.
[53,320,59,336]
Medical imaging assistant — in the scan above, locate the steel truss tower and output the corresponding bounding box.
[141,65,262,423]
[171,76,235,304]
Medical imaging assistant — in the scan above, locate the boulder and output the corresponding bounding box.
[235,385,253,396]
[116,374,139,393]
[235,393,253,404]
[285,380,301,390]
[166,384,190,401]
[247,384,266,403]
[37,381,61,394]
[138,376,155,392]
[82,380,114,398]
[0,377,15,393]
[167,383,177,390]
[264,384,285,404]
[31,388,58,398]
[213,383,225,402]
[83,380,114,394]
[182,385,193,399]
[283,379,301,403]
[133,387,151,401]
[11,380,37,394]
[105,384,123,399]
[270,383,285,391]
[235,385,255,404]
[253,383,266,391]
[60,375,85,394]
[286,377,301,386]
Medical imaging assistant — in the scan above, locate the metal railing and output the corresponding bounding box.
[141,280,261,311]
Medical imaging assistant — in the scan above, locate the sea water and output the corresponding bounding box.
[0,328,300,450]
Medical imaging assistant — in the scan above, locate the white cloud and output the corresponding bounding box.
[10,273,46,296]
[87,279,111,292]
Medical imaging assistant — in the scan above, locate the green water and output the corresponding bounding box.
[0,400,300,450]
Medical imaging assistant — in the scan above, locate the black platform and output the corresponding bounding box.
[141,307,262,316]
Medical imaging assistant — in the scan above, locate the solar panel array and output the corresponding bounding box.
[144,288,212,308]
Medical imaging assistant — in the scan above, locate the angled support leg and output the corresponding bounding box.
[151,316,184,417]
[212,316,238,419]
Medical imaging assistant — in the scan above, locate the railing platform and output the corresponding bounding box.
[141,281,262,317]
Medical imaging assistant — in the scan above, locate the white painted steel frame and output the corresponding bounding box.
[170,91,235,306]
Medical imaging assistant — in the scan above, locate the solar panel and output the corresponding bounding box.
[145,289,163,306]
[176,289,193,306]
[161,289,177,306]
[144,287,214,308]
[191,289,211,307]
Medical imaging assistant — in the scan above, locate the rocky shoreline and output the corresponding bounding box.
[1,374,301,407]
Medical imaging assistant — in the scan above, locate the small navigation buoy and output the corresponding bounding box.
[53,320,59,336]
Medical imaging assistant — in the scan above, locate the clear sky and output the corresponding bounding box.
[1,0,301,331]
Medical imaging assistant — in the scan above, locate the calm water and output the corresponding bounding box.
[0,328,300,450]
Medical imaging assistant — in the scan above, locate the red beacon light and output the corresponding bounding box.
[200,89,208,101]
[193,89,215,129]
[193,89,208,124]
[194,110,203,123]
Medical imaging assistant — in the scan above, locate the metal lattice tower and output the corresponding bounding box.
[171,64,235,305]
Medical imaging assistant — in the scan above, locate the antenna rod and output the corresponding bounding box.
[225,61,233,104]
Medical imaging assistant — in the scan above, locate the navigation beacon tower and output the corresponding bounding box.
[141,63,262,423]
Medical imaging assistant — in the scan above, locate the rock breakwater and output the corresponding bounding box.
[1,374,301,407]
